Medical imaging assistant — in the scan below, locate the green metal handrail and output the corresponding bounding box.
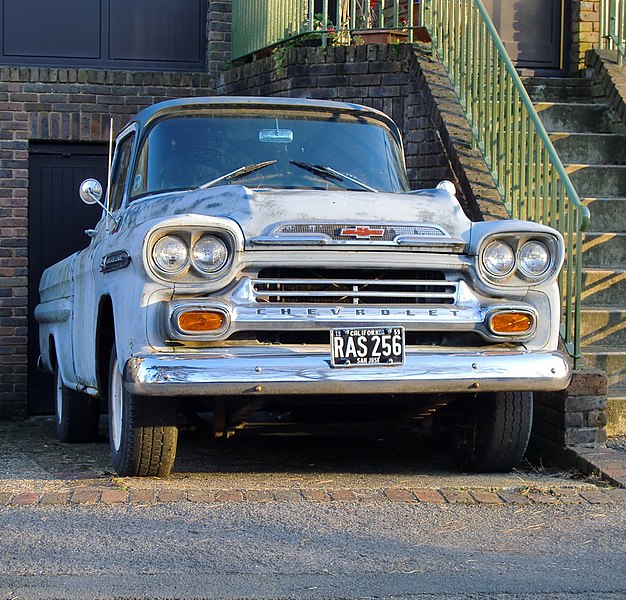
[421,0,591,367]
[231,0,418,60]
[232,0,308,60]
[600,0,626,64]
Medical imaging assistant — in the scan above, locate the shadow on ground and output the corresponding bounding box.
[0,417,591,495]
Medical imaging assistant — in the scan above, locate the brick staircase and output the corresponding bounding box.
[525,77,626,435]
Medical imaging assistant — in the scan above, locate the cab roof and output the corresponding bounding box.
[129,96,402,143]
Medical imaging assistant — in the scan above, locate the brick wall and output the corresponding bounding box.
[588,48,626,125]
[0,67,214,418]
[571,0,601,74]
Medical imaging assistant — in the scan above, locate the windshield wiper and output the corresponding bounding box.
[290,160,378,192]
[197,160,277,190]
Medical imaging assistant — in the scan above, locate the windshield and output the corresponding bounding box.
[130,109,409,199]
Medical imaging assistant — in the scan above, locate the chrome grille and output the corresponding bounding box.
[253,268,457,305]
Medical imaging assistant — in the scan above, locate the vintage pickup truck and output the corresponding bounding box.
[35,97,570,476]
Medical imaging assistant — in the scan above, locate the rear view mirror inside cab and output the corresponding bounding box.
[259,129,293,143]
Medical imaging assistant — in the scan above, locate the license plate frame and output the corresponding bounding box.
[330,327,405,367]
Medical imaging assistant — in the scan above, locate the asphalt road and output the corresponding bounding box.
[1,418,625,599]
[1,501,626,599]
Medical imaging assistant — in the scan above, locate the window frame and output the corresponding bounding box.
[108,127,137,213]
[0,0,207,71]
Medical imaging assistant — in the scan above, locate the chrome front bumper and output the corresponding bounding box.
[124,348,571,396]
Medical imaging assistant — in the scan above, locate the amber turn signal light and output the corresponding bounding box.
[178,310,225,332]
[489,311,533,334]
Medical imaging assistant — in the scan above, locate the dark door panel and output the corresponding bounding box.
[483,0,566,73]
[0,0,206,70]
[3,0,101,59]
[27,144,108,415]
[109,0,203,63]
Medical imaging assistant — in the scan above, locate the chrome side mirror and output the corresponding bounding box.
[79,179,103,205]
[78,178,120,233]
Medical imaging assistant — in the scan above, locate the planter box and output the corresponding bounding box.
[353,27,430,44]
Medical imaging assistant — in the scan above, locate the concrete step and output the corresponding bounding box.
[581,268,626,306]
[607,394,626,436]
[580,308,626,347]
[582,232,626,268]
[535,102,615,133]
[582,347,626,390]
[567,164,626,198]
[550,133,626,166]
[583,197,626,233]
[524,77,594,103]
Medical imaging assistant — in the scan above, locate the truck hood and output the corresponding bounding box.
[121,185,472,245]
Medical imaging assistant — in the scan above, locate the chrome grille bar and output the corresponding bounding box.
[255,290,457,298]
[254,278,456,287]
[252,275,458,304]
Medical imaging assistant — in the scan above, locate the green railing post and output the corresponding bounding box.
[233,0,424,60]
[600,0,626,64]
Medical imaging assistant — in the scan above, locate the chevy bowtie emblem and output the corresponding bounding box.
[340,226,385,238]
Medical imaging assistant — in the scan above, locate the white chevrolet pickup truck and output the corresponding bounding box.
[35,97,570,476]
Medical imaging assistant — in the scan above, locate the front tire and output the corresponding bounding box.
[108,345,178,477]
[448,391,533,472]
[54,366,100,443]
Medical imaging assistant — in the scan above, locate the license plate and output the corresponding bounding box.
[330,327,405,367]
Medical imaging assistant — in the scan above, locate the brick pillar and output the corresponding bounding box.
[208,0,232,80]
[531,368,608,452]
[571,0,601,74]
[0,75,29,419]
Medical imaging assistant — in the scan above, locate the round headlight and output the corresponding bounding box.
[191,236,228,274]
[518,240,550,277]
[483,240,515,277]
[152,235,189,274]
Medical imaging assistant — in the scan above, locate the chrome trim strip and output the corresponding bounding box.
[236,304,479,327]
[251,237,467,252]
[250,237,466,250]
[34,299,72,324]
[252,235,331,245]
[253,278,455,286]
[124,350,571,395]
[395,237,467,252]
[254,290,457,299]
[100,250,131,273]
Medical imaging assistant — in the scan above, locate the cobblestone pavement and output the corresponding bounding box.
[1,417,625,509]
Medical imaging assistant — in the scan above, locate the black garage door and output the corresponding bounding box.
[28,143,108,415]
